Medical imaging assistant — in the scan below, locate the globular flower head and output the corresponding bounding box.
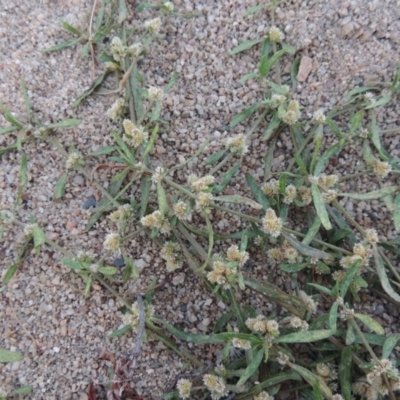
[254,391,274,400]
[316,363,331,377]
[281,109,299,125]
[107,98,125,121]
[268,26,285,42]
[76,250,96,263]
[226,134,248,155]
[358,128,369,139]
[148,86,164,102]
[173,201,191,221]
[339,306,355,320]
[322,189,337,204]
[176,379,192,400]
[151,166,166,183]
[141,210,171,234]
[365,228,379,245]
[261,179,279,197]
[122,119,148,148]
[363,92,375,103]
[288,316,309,331]
[283,246,299,264]
[318,174,339,188]
[195,192,213,212]
[298,290,318,313]
[207,260,237,288]
[89,264,99,274]
[122,301,155,330]
[33,127,47,138]
[109,204,131,226]
[266,319,280,336]
[161,242,183,272]
[267,247,284,261]
[24,223,38,237]
[203,374,229,400]
[144,17,161,35]
[270,94,286,108]
[226,245,249,267]
[372,159,391,178]
[188,174,215,193]
[66,152,84,169]
[103,232,121,255]
[277,351,289,365]
[110,36,126,62]
[332,395,344,400]
[232,338,252,350]
[313,109,326,125]
[261,208,283,238]
[283,184,297,204]
[163,1,174,13]
[298,186,312,205]
[127,42,142,59]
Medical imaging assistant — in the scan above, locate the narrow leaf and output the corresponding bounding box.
[230,103,261,128]
[109,324,132,338]
[340,186,399,200]
[236,347,264,387]
[275,329,334,344]
[206,150,226,165]
[228,38,264,55]
[88,145,117,156]
[282,232,331,260]
[54,173,68,199]
[45,38,81,52]
[245,173,270,211]
[354,313,385,335]
[214,195,262,210]
[311,184,332,230]
[339,347,352,400]
[47,119,81,129]
[382,333,400,359]
[374,246,400,302]
[0,348,23,363]
[73,72,109,107]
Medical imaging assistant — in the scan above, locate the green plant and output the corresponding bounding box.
[1,0,400,399]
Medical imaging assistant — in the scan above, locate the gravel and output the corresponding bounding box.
[1,0,400,398]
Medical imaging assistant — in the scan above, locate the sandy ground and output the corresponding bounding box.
[1,0,400,398]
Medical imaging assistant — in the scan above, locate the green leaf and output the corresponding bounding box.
[164,72,179,93]
[245,173,270,211]
[340,186,399,200]
[157,182,168,214]
[144,125,159,156]
[244,3,269,16]
[345,323,356,345]
[213,312,233,333]
[354,313,385,335]
[0,348,23,363]
[349,110,364,136]
[88,145,117,156]
[290,57,301,89]
[47,119,81,129]
[329,302,338,330]
[111,130,135,164]
[236,347,264,387]
[206,150,226,165]
[109,324,132,338]
[60,19,81,35]
[73,72,109,107]
[228,38,264,55]
[130,67,145,122]
[340,261,360,298]
[260,49,287,78]
[124,257,139,281]
[326,119,345,139]
[45,37,81,52]
[54,173,68,199]
[240,72,259,83]
[281,262,308,273]
[314,139,346,176]
[393,194,400,231]
[288,363,332,399]
[302,216,321,245]
[311,184,332,230]
[140,176,152,217]
[20,80,33,120]
[382,333,400,359]
[365,93,392,109]
[362,139,375,164]
[8,385,34,395]
[307,283,332,296]
[230,103,261,128]
[339,347,352,400]
[0,103,25,128]
[282,232,331,260]
[118,0,128,23]
[0,125,18,135]
[98,266,117,275]
[213,163,240,194]
[162,321,225,344]
[62,258,84,270]
[19,153,28,187]
[33,225,46,249]
[373,246,400,303]
[275,329,334,344]
[214,195,262,210]
[262,112,280,141]
[84,274,92,297]
[227,288,246,331]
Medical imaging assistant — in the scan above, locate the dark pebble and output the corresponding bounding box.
[180,304,187,312]
[113,257,125,267]
[82,197,96,210]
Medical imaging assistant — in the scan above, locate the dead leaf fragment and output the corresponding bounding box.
[297,56,313,82]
